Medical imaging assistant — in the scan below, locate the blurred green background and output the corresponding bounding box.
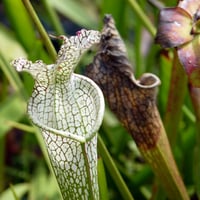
[0,0,198,199]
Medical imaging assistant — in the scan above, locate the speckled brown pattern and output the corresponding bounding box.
[86,15,161,150]
[86,15,189,200]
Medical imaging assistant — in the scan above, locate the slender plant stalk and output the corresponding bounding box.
[6,121,35,133]
[189,86,200,130]
[140,125,189,200]
[10,184,20,200]
[0,57,19,93]
[188,87,200,198]
[97,135,134,200]
[22,0,57,61]
[97,157,108,200]
[182,105,195,123]
[0,53,26,97]
[127,0,156,36]
[81,144,96,200]
[0,136,5,193]
[164,51,187,145]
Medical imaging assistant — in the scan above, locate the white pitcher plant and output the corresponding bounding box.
[12,29,105,200]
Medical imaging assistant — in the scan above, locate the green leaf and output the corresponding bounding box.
[0,25,26,60]
[98,157,108,200]
[0,95,26,137]
[49,0,98,29]
[101,0,127,33]
[0,183,29,200]
[3,0,36,51]
[29,166,62,200]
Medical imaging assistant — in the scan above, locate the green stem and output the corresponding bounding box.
[97,135,134,200]
[97,157,108,200]
[188,86,200,134]
[41,0,65,35]
[141,126,189,200]
[22,0,57,61]
[0,136,5,193]
[10,184,20,200]
[188,87,200,198]
[182,105,195,123]
[81,143,95,200]
[127,0,156,36]
[164,51,187,146]
[6,120,35,133]
[0,52,26,98]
